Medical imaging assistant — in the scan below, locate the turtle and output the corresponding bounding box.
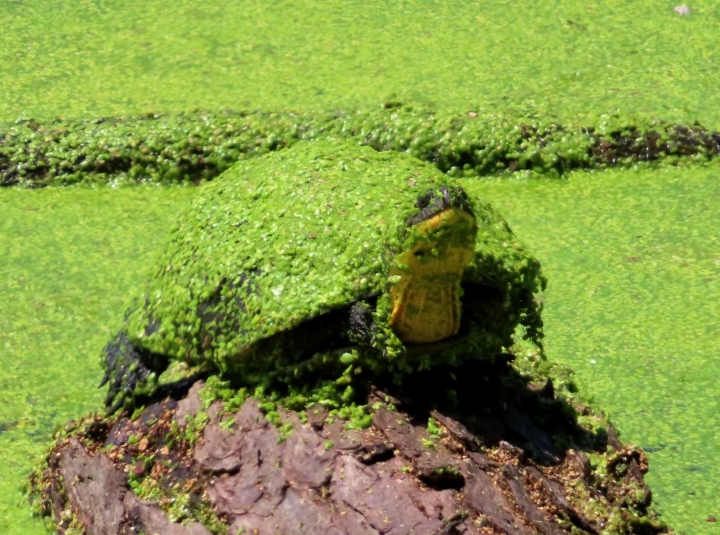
[101,140,546,413]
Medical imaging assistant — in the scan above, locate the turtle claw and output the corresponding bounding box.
[105,394,127,417]
[98,368,110,389]
[100,331,158,415]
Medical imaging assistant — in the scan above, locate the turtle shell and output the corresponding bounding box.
[123,140,545,376]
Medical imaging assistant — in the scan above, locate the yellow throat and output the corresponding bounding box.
[389,207,477,344]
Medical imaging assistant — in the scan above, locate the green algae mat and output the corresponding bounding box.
[0,186,198,534]
[2,0,719,127]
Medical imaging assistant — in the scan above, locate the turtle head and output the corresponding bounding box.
[389,186,477,344]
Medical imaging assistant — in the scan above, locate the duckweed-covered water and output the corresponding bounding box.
[2,0,719,127]
[0,186,198,534]
[3,0,720,533]
[461,164,720,534]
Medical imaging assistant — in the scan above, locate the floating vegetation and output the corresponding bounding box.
[2,103,719,187]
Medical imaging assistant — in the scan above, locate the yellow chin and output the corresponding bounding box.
[390,279,463,343]
[389,207,476,344]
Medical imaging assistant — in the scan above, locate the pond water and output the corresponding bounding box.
[0,186,198,534]
[3,0,720,533]
[2,0,719,127]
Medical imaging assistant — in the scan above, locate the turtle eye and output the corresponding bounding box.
[416,191,432,210]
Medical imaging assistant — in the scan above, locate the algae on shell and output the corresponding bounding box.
[112,140,544,401]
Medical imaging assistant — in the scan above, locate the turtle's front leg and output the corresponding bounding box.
[347,299,377,346]
[99,331,169,414]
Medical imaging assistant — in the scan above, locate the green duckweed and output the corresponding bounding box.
[1,106,718,188]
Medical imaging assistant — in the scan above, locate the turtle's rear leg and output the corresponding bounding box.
[100,331,169,414]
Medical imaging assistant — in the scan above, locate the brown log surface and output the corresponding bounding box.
[29,357,671,535]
